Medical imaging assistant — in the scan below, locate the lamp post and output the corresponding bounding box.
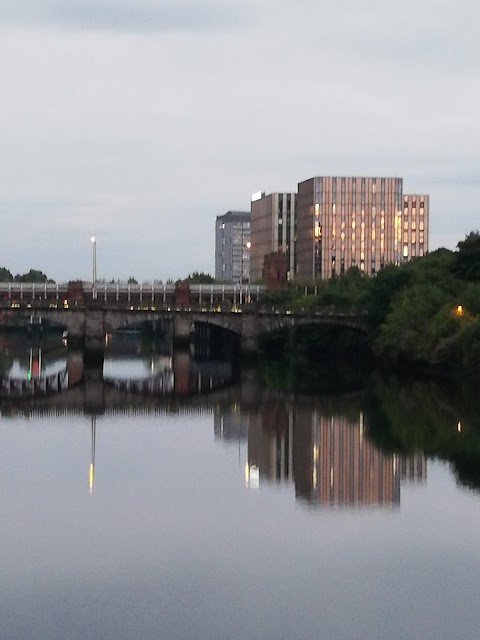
[90,236,97,300]
[246,240,251,302]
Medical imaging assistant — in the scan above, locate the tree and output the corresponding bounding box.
[375,282,453,362]
[366,263,412,329]
[453,231,480,281]
[14,269,50,283]
[184,271,215,284]
[0,267,13,282]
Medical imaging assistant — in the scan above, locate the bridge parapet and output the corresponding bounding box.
[0,281,267,308]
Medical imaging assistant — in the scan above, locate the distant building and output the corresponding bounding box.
[249,176,430,281]
[296,176,407,279]
[215,211,251,283]
[401,194,429,261]
[250,192,297,283]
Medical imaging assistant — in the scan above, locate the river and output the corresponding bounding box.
[0,334,479,640]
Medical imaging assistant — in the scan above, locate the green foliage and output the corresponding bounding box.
[184,271,216,284]
[1,268,53,283]
[461,281,480,315]
[14,269,50,283]
[366,263,412,329]
[261,287,303,307]
[366,375,480,490]
[0,267,13,282]
[260,233,480,377]
[453,230,480,281]
[376,284,454,362]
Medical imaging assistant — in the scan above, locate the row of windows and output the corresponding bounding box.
[403,220,425,230]
[403,198,426,207]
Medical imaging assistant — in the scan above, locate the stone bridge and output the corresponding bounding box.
[2,305,366,352]
[0,305,368,355]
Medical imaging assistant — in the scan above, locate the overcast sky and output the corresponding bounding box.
[0,0,479,281]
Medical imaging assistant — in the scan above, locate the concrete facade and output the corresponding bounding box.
[250,192,296,283]
[215,211,251,283]
[401,194,429,261]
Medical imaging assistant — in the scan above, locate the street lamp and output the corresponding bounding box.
[90,236,97,300]
[246,240,251,301]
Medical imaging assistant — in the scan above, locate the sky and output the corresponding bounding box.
[0,0,479,282]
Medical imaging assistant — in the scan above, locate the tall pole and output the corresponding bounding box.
[246,240,251,302]
[241,228,244,285]
[312,212,315,282]
[91,236,97,300]
[240,229,244,304]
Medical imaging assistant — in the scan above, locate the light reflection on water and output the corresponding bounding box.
[0,340,480,640]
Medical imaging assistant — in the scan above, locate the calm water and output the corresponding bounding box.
[1,336,479,640]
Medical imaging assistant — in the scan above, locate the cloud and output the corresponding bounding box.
[0,0,479,280]
[0,0,257,32]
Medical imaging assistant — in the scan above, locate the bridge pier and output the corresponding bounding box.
[240,332,259,355]
[84,310,105,365]
[240,314,260,356]
[174,315,192,346]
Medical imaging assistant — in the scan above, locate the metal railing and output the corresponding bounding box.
[0,282,267,305]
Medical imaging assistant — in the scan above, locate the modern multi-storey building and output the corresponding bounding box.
[401,194,429,261]
[297,176,400,279]
[250,191,297,282]
[214,211,251,283]
[250,176,429,281]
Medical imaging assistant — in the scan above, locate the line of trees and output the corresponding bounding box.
[0,269,219,285]
[261,231,480,377]
[0,268,53,283]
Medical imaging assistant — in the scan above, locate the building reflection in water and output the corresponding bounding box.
[399,453,427,484]
[214,402,427,509]
[295,410,400,507]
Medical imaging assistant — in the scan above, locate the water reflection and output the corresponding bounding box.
[0,333,479,501]
[85,415,93,494]
[215,398,427,509]
[0,333,67,378]
[0,333,234,399]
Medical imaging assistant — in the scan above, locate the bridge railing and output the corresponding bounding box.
[0,282,267,307]
[0,282,69,301]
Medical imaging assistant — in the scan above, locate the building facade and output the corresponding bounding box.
[296,176,412,279]
[214,211,251,283]
[401,194,429,261]
[250,192,297,283]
